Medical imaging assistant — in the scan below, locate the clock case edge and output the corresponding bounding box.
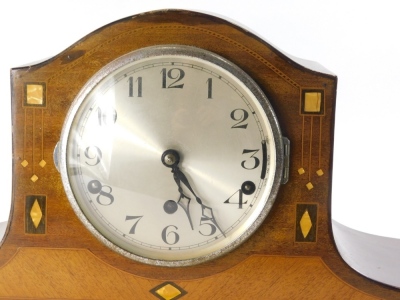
[3,9,399,299]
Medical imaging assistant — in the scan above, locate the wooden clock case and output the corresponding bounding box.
[1,9,399,299]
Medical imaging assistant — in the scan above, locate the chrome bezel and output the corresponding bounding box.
[59,45,284,267]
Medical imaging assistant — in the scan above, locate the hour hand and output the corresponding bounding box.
[177,193,194,230]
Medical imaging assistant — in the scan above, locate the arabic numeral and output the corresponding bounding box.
[207,78,213,99]
[84,146,102,166]
[161,68,185,89]
[128,76,142,97]
[87,179,114,206]
[161,225,180,245]
[224,189,247,209]
[199,218,217,236]
[125,216,143,234]
[241,149,260,170]
[231,109,249,129]
[97,107,117,126]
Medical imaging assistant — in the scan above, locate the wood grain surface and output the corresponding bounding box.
[2,9,399,299]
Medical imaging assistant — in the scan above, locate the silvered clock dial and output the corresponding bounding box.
[56,45,287,266]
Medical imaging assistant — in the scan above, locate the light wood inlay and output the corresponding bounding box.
[0,248,379,299]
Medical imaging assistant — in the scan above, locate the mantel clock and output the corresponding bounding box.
[1,9,398,299]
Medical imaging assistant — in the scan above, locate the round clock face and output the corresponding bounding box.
[59,45,284,266]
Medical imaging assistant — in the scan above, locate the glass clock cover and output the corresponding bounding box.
[57,45,285,266]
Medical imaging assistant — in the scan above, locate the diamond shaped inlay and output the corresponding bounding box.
[31,175,39,182]
[298,167,305,175]
[30,199,43,228]
[316,169,324,176]
[150,282,187,300]
[21,160,28,167]
[306,182,313,190]
[39,160,46,168]
[300,209,312,238]
[296,204,317,242]
[25,195,46,234]
[156,284,181,300]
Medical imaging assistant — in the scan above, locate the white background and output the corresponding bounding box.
[1,1,400,239]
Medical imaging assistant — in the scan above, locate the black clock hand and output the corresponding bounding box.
[172,167,199,203]
[162,150,194,230]
[172,167,226,237]
[162,149,225,237]
[177,194,193,230]
[173,173,194,230]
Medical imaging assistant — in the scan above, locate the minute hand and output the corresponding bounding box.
[172,166,226,237]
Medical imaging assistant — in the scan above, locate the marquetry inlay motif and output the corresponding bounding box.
[39,159,47,168]
[30,199,43,229]
[21,159,29,168]
[21,82,47,183]
[295,204,317,242]
[24,83,46,107]
[298,89,326,190]
[25,195,46,234]
[30,174,39,183]
[150,282,187,300]
[299,209,312,238]
[297,167,305,175]
[302,91,324,114]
